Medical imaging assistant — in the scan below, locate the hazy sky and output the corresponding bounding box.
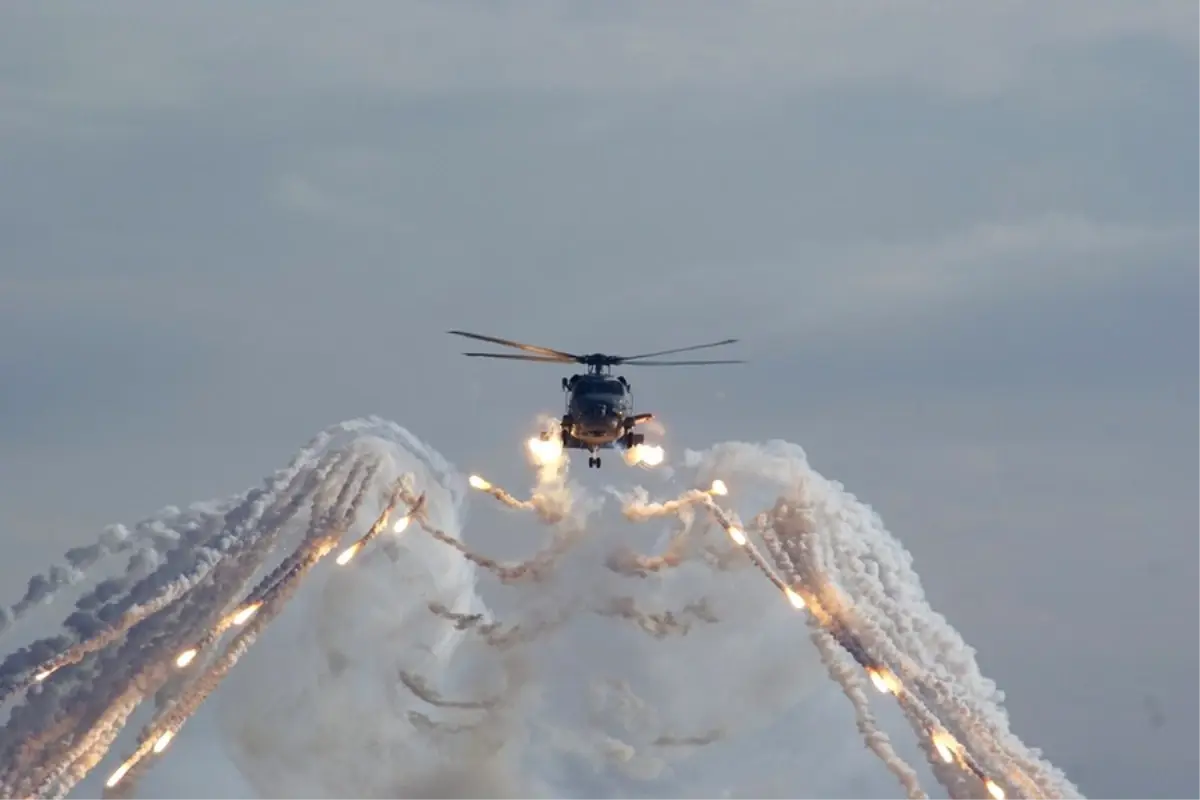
[1,2,1196,797]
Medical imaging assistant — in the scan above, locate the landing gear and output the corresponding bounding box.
[587,455,602,468]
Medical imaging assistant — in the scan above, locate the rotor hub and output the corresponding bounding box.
[582,353,621,367]
[447,330,743,370]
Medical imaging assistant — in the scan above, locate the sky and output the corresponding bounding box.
[0,1,1196,797]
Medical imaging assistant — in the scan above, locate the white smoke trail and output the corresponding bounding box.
[173,427,875,797]
[5,450,361,799]
[91,458,391,799]
[0,425,346,702]
[0,419,446,798]
[0,506,229,644]
[622,482,930,798]
[0,420,1079,799]
[208,425,503,798]
[808,620,928,799]
[683,439,1081,799]
[0,425,352,644]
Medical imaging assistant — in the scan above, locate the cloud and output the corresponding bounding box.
[0,6,1194,794]
[0,311,215,450]
[845,213,1186,292]
[0,0,1194,136]
[674,212,1193,345]
[1,1,1192,359]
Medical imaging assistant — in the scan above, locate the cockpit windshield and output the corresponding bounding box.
[572,378,627,415]
[586,378,623,396]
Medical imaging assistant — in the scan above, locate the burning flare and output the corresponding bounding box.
[105,761,132,789]
[526,436,564,466]
[931,729,959,764]
[230,603,261,626]
[632,443,665,466]
[866,666,901,695]
[335,543,361,566]
[152,731,174,754]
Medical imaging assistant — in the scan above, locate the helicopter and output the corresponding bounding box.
[448,330,744,468]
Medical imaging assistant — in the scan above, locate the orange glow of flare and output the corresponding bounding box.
[152,730,175,754]
[106,761,133,788]
[986,779,1006,799]
[231,603,261,626]
[635,444,665,466]
[34,668,54,682]
[393,515,410,533]
[726,526,747,546]
[468,475,490,491]
[175,648,198,668]
[784,587,806,609]
[335,543,360,566]
[708,479,728,496]
[527,436,564,466]
[931,730,958,763]
[867,666,900,694]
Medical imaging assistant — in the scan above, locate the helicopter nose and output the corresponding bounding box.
[581,411,618,435]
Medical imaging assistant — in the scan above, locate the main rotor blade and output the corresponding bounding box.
[448,330,579,360]
[621,358,745,366]
[618,338,739,361]
[460,351,573,363]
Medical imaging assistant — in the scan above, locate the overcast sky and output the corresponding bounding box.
[1,2,1196,797]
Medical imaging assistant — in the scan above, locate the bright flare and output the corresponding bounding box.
[784,587,806,609]
[867,666,900,694]
[931,730,958,763]
[393,515,410,533]
[986,779,1006,799]
[726,526,747,546]
[106,762,132,788]
[335,543,360,566]
[468,475,490,490]
[231,603,260,626]
[34,668,53,682]
[709,479,728,496]
[152,730,175,754]
[637,444,665,466]
[175,649,197,668]
[527,436,563,466]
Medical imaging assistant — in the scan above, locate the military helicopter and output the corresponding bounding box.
[448,330,744,468]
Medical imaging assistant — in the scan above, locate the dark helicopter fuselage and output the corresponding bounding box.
[561,373,635,447]
[447,328,741,468]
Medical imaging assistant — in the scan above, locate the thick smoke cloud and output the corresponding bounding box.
[0,418,1077,799]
